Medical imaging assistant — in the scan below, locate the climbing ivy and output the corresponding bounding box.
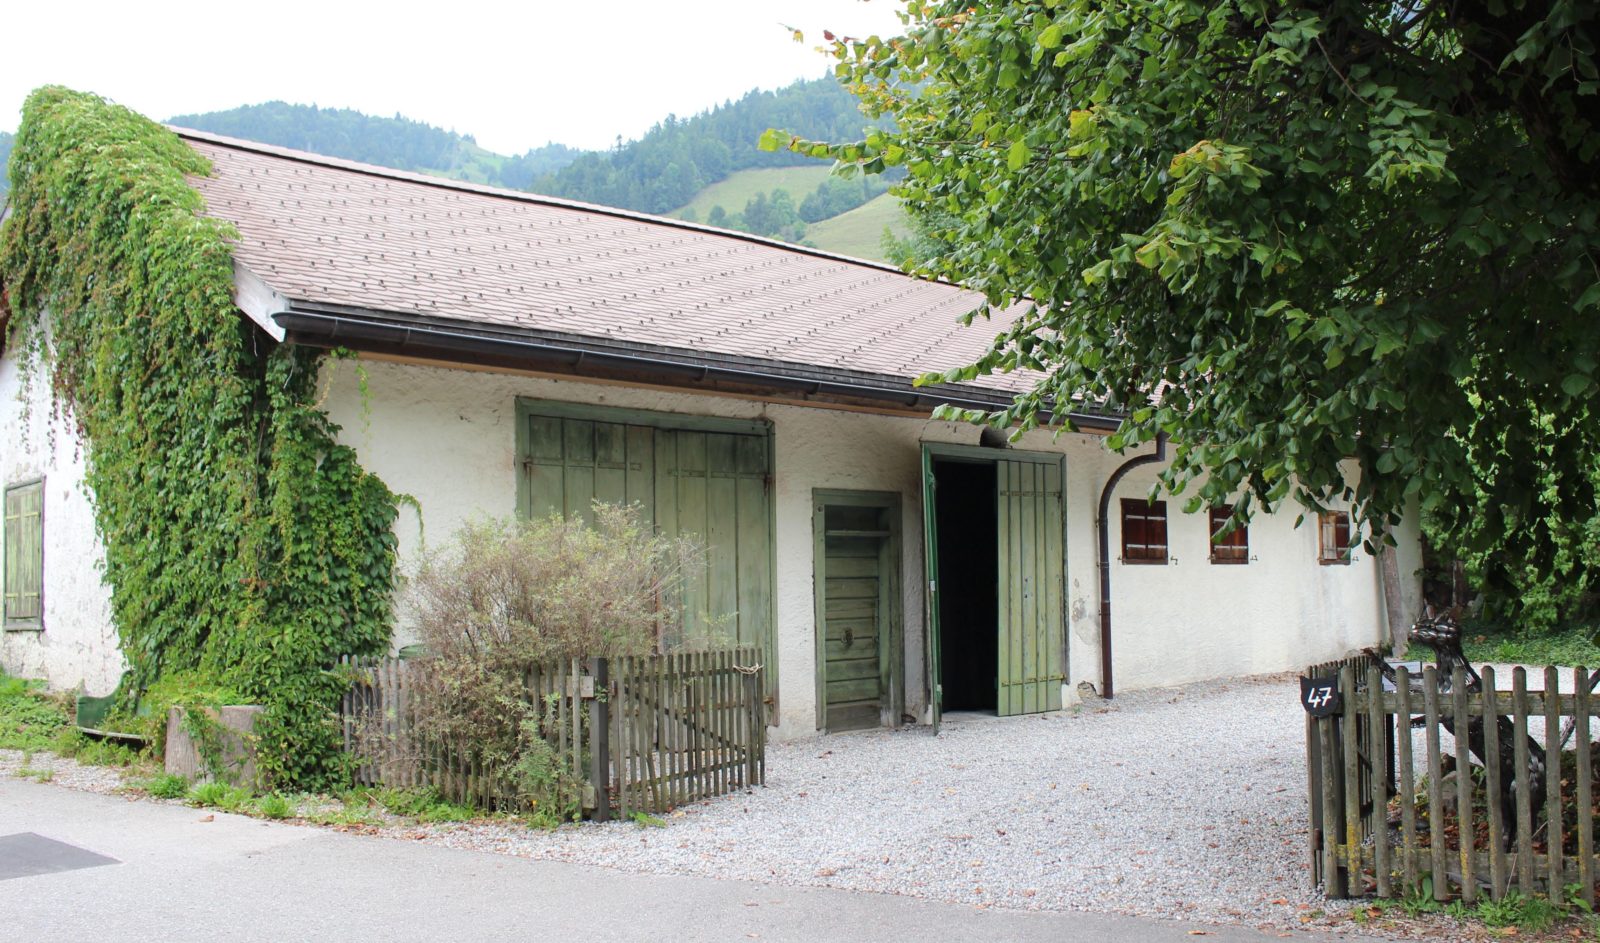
[0,87,399,787]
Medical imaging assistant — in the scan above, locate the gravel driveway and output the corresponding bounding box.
[432,672,1323,928]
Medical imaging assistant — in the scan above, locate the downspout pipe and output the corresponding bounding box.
[1096,434,1167,700]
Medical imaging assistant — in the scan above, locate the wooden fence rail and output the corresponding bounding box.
[1307,654,1600,904]
[339,648,767,819]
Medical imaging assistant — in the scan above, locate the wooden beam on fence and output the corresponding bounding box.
[1513,668,1535,895]
[1482,665,1507,899]
[1367,664,1391,899]
[1452,665,1475,904]
[1341,665,1362,892]
[1546,665,1564,900]
[1423,666,1447,901]
[590,657,611,822]
[1396,665,1418,894]
[1578,668,1595,909]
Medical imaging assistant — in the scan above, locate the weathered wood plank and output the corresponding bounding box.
[1423,666,1447,900]
[1546,665,1563,900]
[1368,665,1390,899]
[1513,668,1535,895]
[1396,666,1418,894]
[1482,665,1506,898]
[1452,666,1475,903]
[1578,669,1595,909]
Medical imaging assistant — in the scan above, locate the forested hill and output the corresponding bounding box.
[166,102,583,191]
[0,132,13,199]
[532,77,873,215]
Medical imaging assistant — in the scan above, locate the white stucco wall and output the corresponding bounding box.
[322,356,1422,741]
[0,345,121,693]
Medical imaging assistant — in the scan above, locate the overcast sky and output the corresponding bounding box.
[3,0,906,154]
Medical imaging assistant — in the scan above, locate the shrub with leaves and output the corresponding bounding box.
[402,505,705,812]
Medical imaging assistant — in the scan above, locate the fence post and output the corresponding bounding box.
[743,660,762,788]
[589,657,611,822]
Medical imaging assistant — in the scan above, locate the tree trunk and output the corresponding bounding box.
[1379,537,1409,659]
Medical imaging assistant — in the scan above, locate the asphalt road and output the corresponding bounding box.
[0,778,1349,943]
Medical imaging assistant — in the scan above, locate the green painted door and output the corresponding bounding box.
[920,445,943,733]
[818,504,889,732]
[996,458,1065,716]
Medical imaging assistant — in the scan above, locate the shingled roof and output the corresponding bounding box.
[177,129,1106,424]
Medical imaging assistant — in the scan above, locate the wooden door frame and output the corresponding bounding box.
[919,443,1069,722]
[812,489,903,732]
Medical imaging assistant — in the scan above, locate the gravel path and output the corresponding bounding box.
[430,673,1327,928]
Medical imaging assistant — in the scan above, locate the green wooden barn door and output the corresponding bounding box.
[519,408,772,684]
[995,458,1065,716]
[655,429,772,655]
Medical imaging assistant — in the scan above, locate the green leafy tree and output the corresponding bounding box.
[769,1,1600,612]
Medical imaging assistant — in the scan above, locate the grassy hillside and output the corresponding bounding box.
[672,166,835,221]
[803,194,909,262]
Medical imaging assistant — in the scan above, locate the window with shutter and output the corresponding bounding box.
[1120,498,1168,564]
[1318,511,1352,565]
[1209,506,1249,564]
[3,480,43,630]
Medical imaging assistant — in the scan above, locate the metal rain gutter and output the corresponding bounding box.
[272,304,1123,431]
[1095,433,1167,700]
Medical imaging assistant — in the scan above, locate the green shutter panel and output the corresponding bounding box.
[996,458,1063,716]
[657,429,771,651]
[522,416,655,521]
[4,482,43,626]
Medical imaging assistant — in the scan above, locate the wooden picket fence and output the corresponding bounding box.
[1307,653,1600,905]
[339,648,767,820]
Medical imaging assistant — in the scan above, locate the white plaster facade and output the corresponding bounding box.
[319,356,1422,741]
[0,346,121,693]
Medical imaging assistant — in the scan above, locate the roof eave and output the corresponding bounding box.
[272,301,1121,432]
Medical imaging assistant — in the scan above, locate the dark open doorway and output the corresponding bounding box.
[933,460,998,713]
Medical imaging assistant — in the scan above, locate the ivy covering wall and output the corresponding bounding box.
[0,87,399,787]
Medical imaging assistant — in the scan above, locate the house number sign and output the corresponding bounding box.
[1299,676,1342,717]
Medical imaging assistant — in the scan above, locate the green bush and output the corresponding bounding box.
[141,773,191,799]
[0,672,69,751]
[402,506,707,816]
[189,781,252,812]
[253,794,293,819]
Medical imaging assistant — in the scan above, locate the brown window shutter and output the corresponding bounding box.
[1209,506,1248,564]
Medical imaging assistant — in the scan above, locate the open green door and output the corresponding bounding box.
[995,458,1066,715]
[920,445,942,734]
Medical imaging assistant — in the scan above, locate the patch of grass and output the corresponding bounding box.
[802,193,909,262]
[253,793,293,819]
[17,765,53,782]
[1450,620,1600,667]
[51,728,146,768]
[189,781,252,813]
[672,166,835,223]
[140,772,191,799]
[356,786,477,823]
[629,811,667,828]
[303,803,384,828]
[0,671,70,751]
